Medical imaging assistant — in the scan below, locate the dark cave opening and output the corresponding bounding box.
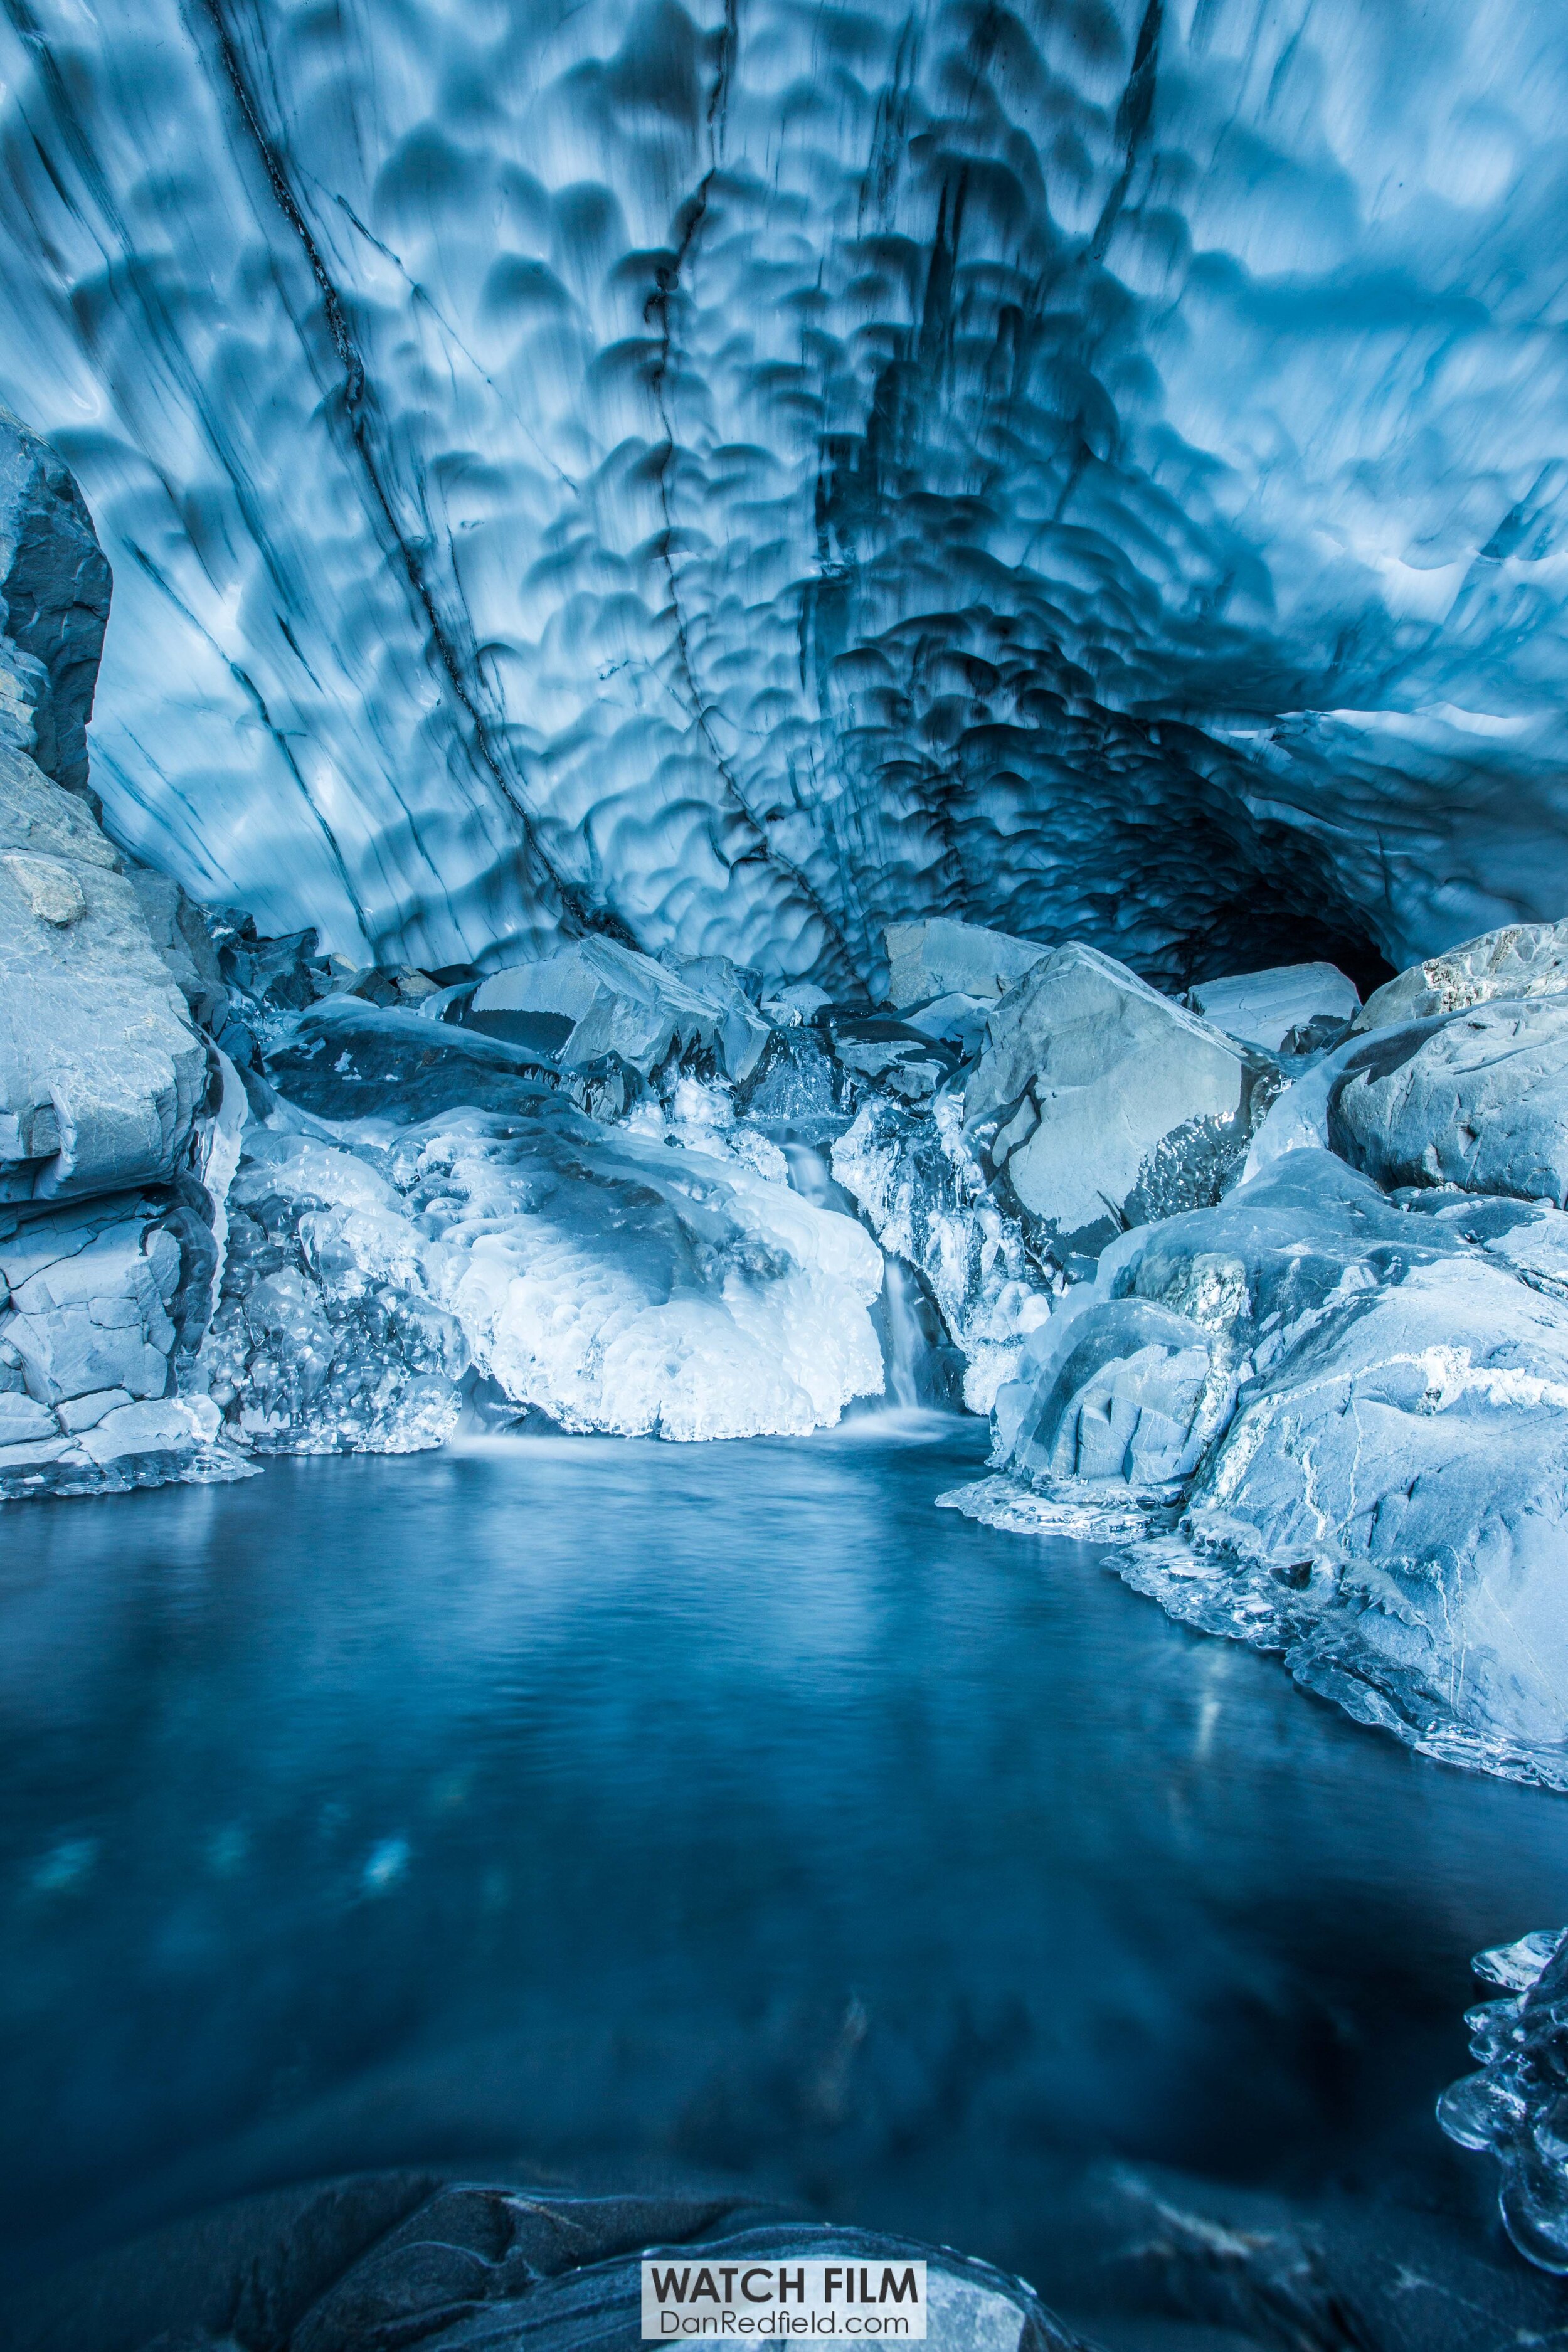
[1173,900,1398,1002]
[1150,785,1401,1002]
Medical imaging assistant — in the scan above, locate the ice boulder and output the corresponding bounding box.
[1177,1244,1568,1783]
[0,408,205,1210]
[469,940,769,1084]
[818,1009,957,1104]
[965,945,1266,1263]
[0,749,208,1204]
[267,996,586,1123]
[1332,997,1568,1206]
[1355,918,1568,1033]
[1187,963,1360,1054]
[903,992,994,1058]
[883,918,1046,1012]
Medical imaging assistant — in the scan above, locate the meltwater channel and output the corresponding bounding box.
[4,1416,1568,2344]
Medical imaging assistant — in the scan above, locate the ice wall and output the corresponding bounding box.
[1,0,1564,988]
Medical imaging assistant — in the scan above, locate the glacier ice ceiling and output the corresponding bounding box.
[1,0,1565,990]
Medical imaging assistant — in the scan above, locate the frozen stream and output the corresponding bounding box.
[4,1417,1568,2341]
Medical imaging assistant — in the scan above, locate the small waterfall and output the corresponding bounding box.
[883,1257,926,1409]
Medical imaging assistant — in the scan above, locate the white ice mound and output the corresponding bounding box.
[208,1096,884,1448]
[1,4,1566,988]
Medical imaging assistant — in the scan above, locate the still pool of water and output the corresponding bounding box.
[3,1415,1567,2331]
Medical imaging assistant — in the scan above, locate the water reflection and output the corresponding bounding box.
[2,1419,1566,2303]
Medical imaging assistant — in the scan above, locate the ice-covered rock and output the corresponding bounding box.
[1355,918,1568,1032]
[207,1076,885,1449]
[469,940,768,1084]
[1187,962,1360,1054]
[1440,1925,1568,2274]
[1169,1243,1568,1781]
[1004,1298,1215,1490]
[1332,996,1568,1204]
[993,1150,1437,1480]
[0,412,249,1506]
[201,1130,469,1454]
[760,981,832,1029]
[267,996,582,1122]
[884,919,1047,1014]
[0,410,207,1215]
[965,945,1268,1264]
[734,1025,855,1149]
[832,1092,1051,1414]
[971,1149,1568,1783]
[120,864,227,1031]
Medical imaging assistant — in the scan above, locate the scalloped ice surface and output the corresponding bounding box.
[0,1,1565,989]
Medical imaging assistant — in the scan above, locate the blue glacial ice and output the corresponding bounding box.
[1,1,1567,990]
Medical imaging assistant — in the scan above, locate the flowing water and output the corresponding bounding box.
[3,1416,1567,2334]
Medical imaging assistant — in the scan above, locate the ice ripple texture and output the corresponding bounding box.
[2,1,1567,986]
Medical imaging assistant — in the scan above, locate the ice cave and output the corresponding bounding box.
[4,3,1568,2348]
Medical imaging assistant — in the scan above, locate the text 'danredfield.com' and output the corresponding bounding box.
[641,2260,930,2338]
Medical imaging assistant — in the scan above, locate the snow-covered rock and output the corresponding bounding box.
[1187,962,1360,1053]
[965,944,1267,1264]
[1355,918,1568,1032]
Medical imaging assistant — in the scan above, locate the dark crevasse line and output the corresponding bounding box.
[195,0,642,953]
